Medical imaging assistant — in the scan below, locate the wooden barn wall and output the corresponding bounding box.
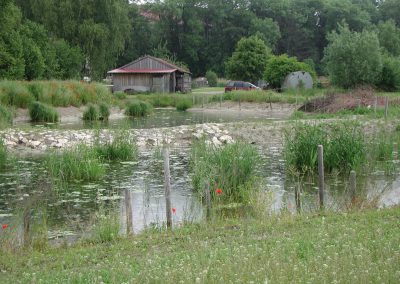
[124,58,171,70]
[151,74,170,93]
[112,74,152,92]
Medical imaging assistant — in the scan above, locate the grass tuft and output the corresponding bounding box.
[125,101,153,117]
[82,104,99,121]
[29,102,59,123]
[176,99,192,111]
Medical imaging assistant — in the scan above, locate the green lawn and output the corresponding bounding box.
[0,207,399,283]
[192,87,225,93]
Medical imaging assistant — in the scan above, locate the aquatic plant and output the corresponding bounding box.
[29,102,59,123]
[98,103,110,121]
[46,145,105,182]
[284,122,365,175]
[0,104,13,128]
[125,101,153,117]
[176,99,192,111]
[94,132,137,161]
[191,140,260,204]
[83,104,99,121]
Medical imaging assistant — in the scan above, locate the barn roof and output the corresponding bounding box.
[108,68,177,74]
[108,55,190,75]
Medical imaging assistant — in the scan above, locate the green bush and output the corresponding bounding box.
[83,104,99,121]
[284,122,365,175]
[205,70,218,87]
[99,103,110,121]
[125,101,153,117]
[29,102,59,123]
[176,99,192,111]
[377,55,400,91]
[0,105,13,128]
[191,140,260,204]
[46,145,105,182]
[264,54,317,89]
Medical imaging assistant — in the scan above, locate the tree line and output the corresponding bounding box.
[0,0,399,86]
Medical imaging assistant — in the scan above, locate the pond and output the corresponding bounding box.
[2,109,400,244]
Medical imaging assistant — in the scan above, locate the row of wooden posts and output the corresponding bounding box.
[124,144,359,234]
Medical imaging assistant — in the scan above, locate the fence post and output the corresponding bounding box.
[295,183,301,213]
[205,181,212,220]
[125,189,133,235]
[384,96,389,119]
[23,209,31,247]
[349,170,356,205]
[317,145,325,211]
[163,144,173,229]
[374,96,377,114]
[269,94,272,110]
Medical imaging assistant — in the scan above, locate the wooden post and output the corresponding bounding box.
[23,209,30,246]
[295,183,301,213]
[125,189,133,235]
[317,145,325,211]
[163,145,173,229]
[374,96,377,114]
[205,181,212,220]
[269,94,272,110]
[384,96,389,119]
[349,171,356,205]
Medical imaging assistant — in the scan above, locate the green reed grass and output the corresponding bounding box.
[29,102,59,123]
[88,211,120,244]
[176,99,192,111]
[134,93,192,108]
[46,145,105,182]
[191,140,260,204]
[125,101,153,117]
[0,139,7,168]
[284,122,366,175]
[83,104,99,121]
[98,103,110,121]
[0,104,13,129]
[94,132,137,161]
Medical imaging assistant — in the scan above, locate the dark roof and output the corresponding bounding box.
[108,55,190,74]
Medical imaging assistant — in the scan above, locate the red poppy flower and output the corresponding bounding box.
[172,208,176,214]
[215,188,223,195]
[2,224,7,230]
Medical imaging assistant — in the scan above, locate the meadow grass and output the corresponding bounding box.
[0,80,113,109]
[46,144,105,182]
[29,102,59,123]
[0,207,398,283]
[125,101,153,117]
[191,140,260,204]
[284,122,366,175]
[132,93,194,108]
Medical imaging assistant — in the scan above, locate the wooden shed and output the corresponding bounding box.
[108,55,191,93]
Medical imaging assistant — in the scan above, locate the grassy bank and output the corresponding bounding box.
[0,80,113,108]
[0,207,398,283]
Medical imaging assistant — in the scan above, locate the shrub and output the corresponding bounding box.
[176,99,192,111]
[83,104,99,121]
[377,55,400,91]
[94,132,137,161]
[323,25,382,88]
[284,122,365,175]
[125,101,153,117]
[191,140,260,204]
[46,145,105,182]
[264,54,317,89]
[205,70,218,87]
[0,105,13,128]
[99,103,110,121]
[29,102,59,123]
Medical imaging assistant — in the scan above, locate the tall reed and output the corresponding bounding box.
[191,140,260,204]
[94,131,137,161]
[46,145,105,182]
[29,102,59,123]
